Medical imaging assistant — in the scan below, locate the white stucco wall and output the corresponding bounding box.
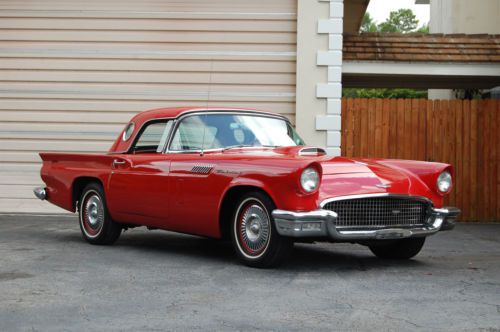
[429,0,500,100]
[430,0,500,34]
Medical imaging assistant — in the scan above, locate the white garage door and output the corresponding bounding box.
[0,0,297,213]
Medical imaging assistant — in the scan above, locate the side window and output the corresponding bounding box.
[170,116,218,151]
[132,121,172,153]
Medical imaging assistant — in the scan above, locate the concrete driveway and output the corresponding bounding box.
[0,214,499,331]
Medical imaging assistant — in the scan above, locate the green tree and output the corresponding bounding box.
[417,24,429,33]
[360,13,379,32]
[378,9,419,33]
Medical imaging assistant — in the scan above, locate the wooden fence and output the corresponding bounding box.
[341,98,500,222]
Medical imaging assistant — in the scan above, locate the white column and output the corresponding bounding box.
[316,0,343,156]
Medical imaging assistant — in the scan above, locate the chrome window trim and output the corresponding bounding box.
[319,193,433,209]
[127,117,174,154]
[165,110,292,154]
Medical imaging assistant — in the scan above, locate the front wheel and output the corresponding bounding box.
[369,237,426,259]
[231,192,293,268]
[78,182,122,245]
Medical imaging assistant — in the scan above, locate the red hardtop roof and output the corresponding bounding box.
[109,106,284,153]
[129,106,283,124]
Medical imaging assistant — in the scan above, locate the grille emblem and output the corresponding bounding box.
[376,183,391,189]
[392,209,401,215]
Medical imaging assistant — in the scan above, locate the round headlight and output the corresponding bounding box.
[300,167,320,193]
[437,171,452,193]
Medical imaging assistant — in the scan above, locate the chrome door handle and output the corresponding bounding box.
[113,159,126,167]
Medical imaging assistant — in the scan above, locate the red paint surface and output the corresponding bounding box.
[39,107,453,239]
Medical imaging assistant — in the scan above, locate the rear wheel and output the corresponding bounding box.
[231,191,293,268]
[78,182,121,245]
[369,237,425,259]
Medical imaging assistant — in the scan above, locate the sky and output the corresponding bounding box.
[366,0,430,26]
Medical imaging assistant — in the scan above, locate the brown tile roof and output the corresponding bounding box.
[343,33,500,62]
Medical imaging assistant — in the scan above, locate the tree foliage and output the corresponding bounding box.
[343,88,428,99]
[360,12,378,33]
[359,8,429,34]
[352,8,429,99]
[378,9,419,33]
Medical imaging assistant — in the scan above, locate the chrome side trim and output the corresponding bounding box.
[320,193,433,208]
[33,187,46,200]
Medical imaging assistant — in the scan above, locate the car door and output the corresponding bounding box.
[166,114,232,237]
[107,120,174,227]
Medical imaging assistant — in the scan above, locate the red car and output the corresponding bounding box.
[35,107,459,268]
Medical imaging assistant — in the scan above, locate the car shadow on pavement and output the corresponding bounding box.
[55,227,427,271]
[284,243,426,272]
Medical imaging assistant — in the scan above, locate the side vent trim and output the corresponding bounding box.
[191,164,215,174]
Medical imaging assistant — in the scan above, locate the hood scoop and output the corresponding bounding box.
[298,147,326,156]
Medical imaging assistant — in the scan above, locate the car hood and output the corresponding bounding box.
[316,156,436,202]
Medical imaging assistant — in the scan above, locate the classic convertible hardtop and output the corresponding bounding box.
[35,107,459,267]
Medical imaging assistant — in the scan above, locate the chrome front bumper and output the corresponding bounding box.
[272,206,460,241]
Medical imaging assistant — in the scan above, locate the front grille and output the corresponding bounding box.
[323,196,430,229]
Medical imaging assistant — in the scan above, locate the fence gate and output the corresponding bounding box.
[341,98,500,222]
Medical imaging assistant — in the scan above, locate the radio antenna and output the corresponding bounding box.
[201,60,213,156]
[206,58,214,107]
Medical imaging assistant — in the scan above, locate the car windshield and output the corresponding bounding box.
[169,113,305,151]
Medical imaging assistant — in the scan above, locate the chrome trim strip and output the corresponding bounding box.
[320,193,433,208]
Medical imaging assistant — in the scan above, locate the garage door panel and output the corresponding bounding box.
[0,172,41,185]
[0,151,45,164]
[0,0,296,12]
[0,99,295,114]
[0,41,296,54]
[0,0,297,213]
[0,59,296,73]
[0,86,295,103]
[0,49,295,61]
[0,18,296,32]
[0,30,296,44]
[0,110,134,124]
[0,70,295,86]
[1,140,111,152]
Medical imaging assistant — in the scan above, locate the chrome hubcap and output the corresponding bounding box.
[240,204,270,253]
[85,195,103,230]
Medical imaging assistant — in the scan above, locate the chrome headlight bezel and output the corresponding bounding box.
[300,167,320,193]
[437,171,452,193]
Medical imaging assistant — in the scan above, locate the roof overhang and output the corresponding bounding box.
[343,0,370,33]
[343,61,500,89]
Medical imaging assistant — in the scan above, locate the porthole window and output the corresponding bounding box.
[122,122,135,141]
